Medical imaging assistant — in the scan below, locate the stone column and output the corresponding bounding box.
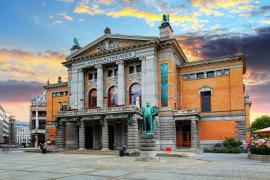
[78,120,85,149]
[96,64,104,108]
[35,134,38,148]
[127,115,139,150]
[35,109,39,129]
[101,118,109,151]
[70,68,78,109]
[56,122,65,148]
[117,60,125,105]
[65,121,78,149]
[191,119,198,149]
[78,69,84,110]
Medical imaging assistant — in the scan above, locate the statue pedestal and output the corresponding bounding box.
[136,134,160,162]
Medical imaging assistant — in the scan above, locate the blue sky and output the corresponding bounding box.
[0,0,270,121]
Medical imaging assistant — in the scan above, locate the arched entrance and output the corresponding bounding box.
[108,125,114,149]
[85,125,93,149]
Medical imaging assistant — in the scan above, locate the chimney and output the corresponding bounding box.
[159,14,174,40]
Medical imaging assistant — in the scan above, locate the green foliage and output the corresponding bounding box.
[223,137,242,147]
[204,137,242,153]
[250,115,270,131]
[250,147,270,155]
[204,147,241,153]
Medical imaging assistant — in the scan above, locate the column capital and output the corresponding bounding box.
[95,64,103,69]
[78,68,84,73]
[139,56,146,61]
[116,60,124,65]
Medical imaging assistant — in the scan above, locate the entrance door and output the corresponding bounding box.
[181,125,191,147]
[176,122,191,148]
[85,125,93,149]
[108,125,114,149]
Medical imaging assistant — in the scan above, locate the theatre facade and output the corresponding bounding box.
[53,20,251,151]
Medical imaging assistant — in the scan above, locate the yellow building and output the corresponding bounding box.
[53,19,251,151]
[44,77,69,144]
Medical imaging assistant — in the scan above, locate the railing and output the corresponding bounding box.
[173,109,199,116]
[58,105,141,117]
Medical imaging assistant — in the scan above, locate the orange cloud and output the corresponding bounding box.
[74,4,206,26]
[191,0,252,16]
[176,36,205,61]
[0,49,67,83]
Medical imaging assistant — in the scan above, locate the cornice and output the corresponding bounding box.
[63,39,160,67]
[44,82,68,90]
[178,54,246,73]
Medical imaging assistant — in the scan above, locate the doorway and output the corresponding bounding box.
[85,125,93,149]
[176,121,191,148]
[108,125,114,149]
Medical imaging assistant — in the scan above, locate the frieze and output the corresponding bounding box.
[85,51,136,66]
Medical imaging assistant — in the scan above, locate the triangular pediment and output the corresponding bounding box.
[67,34,158,60]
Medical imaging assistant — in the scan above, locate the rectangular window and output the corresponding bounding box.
[108,70,113,77]
[88,73,93,80]
[114,69,118,76]
[136,65,141,72]
[201,91,211,112]
[207,71,215,78]
[94,72,97,79]
[129,66,134,74]
[197,72,204,79]
[161,63,168,107]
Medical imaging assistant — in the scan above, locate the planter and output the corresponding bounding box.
[248,153,270,162]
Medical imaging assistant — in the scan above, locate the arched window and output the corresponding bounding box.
[108,86,118,107]
[89,89,97,108]
[130,83,141,105]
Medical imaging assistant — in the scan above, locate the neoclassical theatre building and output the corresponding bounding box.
[53,20,251,151]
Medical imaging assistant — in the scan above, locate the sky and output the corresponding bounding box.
[0,0,270,122]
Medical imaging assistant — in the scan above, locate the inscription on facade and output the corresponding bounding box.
[85,51,136,66]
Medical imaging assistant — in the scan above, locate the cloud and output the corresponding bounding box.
[57,12,73,21]
[177,26,270,121]
[0,80,44,103]
[74,4,106,15]
[57,0,74,3]
[0,48,67,83]
[191,0,252,16]
[74,3,206,26]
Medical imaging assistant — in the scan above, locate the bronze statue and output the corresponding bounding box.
[141,102,159,135]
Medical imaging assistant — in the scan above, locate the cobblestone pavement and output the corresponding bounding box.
[0,151,269,180]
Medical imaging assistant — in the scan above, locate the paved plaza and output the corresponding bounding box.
[0,151,269,180]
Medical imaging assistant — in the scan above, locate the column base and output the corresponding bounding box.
[127,149,140,157]
[78,148,86,151]
[101,148,110,151]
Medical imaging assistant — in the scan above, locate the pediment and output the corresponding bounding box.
[67,34,157,60]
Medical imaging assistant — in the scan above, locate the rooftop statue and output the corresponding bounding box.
[141,102,159,135]
[73,37,80,47]
[162,14,170,23]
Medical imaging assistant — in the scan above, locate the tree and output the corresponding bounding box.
[251,115,270,131]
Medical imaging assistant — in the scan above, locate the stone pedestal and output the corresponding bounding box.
[136,135,160,162]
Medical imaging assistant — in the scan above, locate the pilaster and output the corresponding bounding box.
[78,68,84,110]
[127,115,139,150]
[101,118,109,151]
[65,121,78,149]
[56,121,65,148]
[78,120,85,149]
[191,119,198,149]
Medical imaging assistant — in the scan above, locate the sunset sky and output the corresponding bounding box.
[0,0,270,122]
